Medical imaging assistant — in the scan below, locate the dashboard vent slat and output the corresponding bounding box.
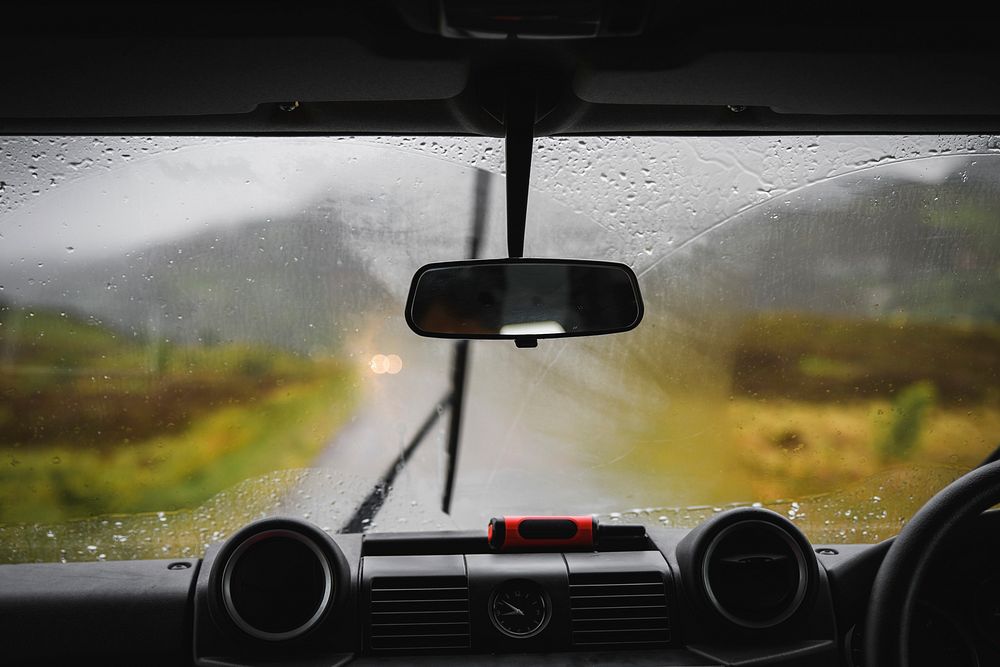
[368,575,470,652]
[569,571,670,648]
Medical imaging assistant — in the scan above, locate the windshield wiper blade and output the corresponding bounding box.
[441,340,470,514]
[441,167,491,515]
[340,392,451,534]
[343,168,492,530]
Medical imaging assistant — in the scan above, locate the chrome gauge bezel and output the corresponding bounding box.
[221,528,334,641]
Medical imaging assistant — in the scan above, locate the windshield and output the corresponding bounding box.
[1,135,998,563]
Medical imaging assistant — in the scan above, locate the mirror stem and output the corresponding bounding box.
[505,87,535,258]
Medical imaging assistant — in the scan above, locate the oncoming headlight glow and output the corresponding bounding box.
[370,354,403,375]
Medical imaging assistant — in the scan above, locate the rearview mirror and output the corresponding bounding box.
[405,259,643,344]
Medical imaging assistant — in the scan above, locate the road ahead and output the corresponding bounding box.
[278,337,637,535]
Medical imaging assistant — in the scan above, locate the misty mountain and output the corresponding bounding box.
[662,166,1000,324]
[5,199,400,354]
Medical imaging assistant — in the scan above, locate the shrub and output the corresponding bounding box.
[877,381,937,461]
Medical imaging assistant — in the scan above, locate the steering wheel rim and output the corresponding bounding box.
[865,459,1000,667]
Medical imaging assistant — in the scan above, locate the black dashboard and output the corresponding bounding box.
[3,507,1000,666]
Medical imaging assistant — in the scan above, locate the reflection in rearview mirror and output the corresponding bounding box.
[405,259,643,342]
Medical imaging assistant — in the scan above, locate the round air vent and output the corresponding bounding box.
[676,508,817,630]
[213,519,342,642]
[703,520,808,628]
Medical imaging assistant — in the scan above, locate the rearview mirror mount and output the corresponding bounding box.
[405,85,643,347]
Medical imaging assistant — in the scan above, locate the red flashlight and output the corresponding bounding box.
[488,515,596,551]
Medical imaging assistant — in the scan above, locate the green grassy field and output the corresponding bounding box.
[0,305,357,524]
[609,312,1000,539]
[1,303,998,560]
[727,396,1000,500]
[728,312,1000,497]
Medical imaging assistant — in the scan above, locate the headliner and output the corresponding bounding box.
[2,4,999,136]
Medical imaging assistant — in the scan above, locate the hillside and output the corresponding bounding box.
[5,199,397,354]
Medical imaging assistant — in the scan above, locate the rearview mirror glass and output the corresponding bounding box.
[405,259,643,340]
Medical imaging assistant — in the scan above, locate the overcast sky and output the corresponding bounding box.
[0,135,993,274]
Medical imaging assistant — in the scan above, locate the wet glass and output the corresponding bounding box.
[0,135,998,563]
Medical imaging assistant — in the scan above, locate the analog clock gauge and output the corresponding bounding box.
[489,579,551,638]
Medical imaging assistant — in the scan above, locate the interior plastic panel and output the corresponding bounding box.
[4,9,1000,136]
[346,649,717,666]
[0,522,904,665]
[465,553,573,651]
[0,558,198,665]
[192,532,363,666]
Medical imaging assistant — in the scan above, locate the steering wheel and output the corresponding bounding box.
[865,459,1000,666]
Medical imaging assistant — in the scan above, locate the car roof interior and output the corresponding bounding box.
[3,4,999,137]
